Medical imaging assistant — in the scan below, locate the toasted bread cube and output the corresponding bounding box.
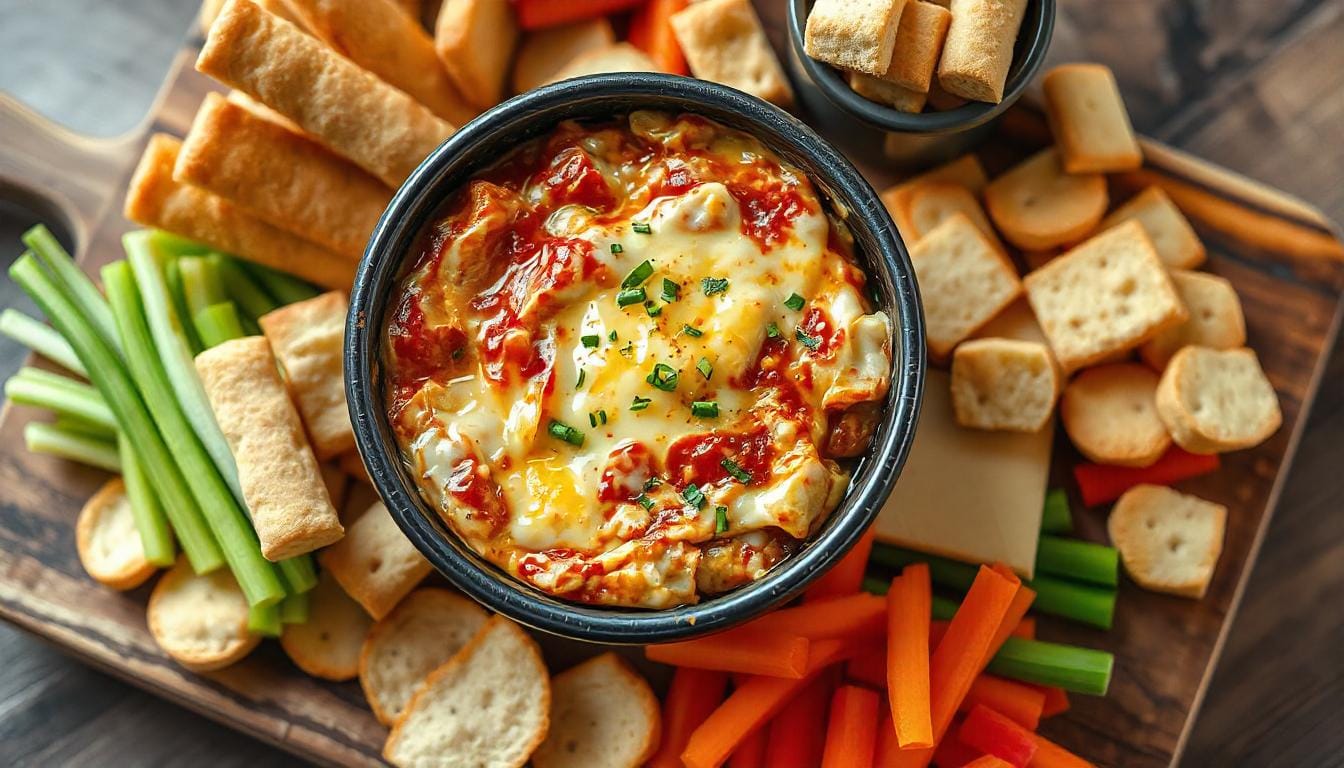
[671,0,793,107]
[1061,363,1171,467]
[984,148,1109,251]
[1108,485,1226,598]
[848,71,927,113]
[533,653,661,768]
[547,43,658,84]
[1023,220,1187,372]
[881,1,952,93]
[1139,270,1246,369]
[1101,186,1206,270]
[937,0,1028,103]
[910,213,1023,359]
[950,338,1057,432]
[1155,346,1281,453]
[972,298,1048,346]
[804,0,907,75]
[904,181,999,245]
[436,0,519,110]
[512,18,615,94]
[880,154,989,238]
[1043,63,1142,173]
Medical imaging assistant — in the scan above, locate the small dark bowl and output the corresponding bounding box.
[346,74,926,644]
[786,0,1055,167]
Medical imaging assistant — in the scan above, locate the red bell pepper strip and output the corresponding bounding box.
[957,704,1039,767]
[1072,447,1219,506]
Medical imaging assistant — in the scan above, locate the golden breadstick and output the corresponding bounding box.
[197,0,454,188]
[283,0,475,126]
[195,336,345,561]
[848,72,927,113]
[512,18,614,94]
[1042,63,1143,173]
[176,94,391,262]
[125,135,356,290]
[804,0,907,76]
[435,0,519,110]
[226,89,301,133]
[259,291,356,461]
[670,0,794,108]
[882,1,951,93]
[938,0,1028,104]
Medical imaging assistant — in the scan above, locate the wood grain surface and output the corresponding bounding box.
[2,2,1344,766]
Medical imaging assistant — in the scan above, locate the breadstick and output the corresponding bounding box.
[125,134,356,290]
[848,72,927,113]
[937,0,1028,103]
[435,0,519,110]
[176,93,392,262]
[804,0,907,76]
[259,291,356,460]
[197,0,454,188]
[195,336,345,561]
[882,1,952,93]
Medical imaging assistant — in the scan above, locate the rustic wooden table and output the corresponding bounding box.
[1,1,1342,765]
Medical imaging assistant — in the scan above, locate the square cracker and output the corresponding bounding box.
[1101,186,1206,270]
[671,0,794,107]
[1043,63,1142,174]
[1024,220,1187,372]
[259,291,355,460]
[804,0,907,76]
[909,212,1022,360]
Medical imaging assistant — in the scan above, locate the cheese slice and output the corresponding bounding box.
[874,369,1050,577]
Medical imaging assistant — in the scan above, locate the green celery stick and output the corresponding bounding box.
[103,259,283,608]
[194,302,247,349]
[21,227,120,352]
[212,254,277,321]
[278,555,318,594]
[146,229,211,258]
[861,575,889,595]
[1036,535,1119,587]
[24,422,119,472]
[164,259,204,355]
[986,636,1114,696]
[10,253,224,573]
[179,255,227,318]
[240,260,320,305]
[279,591,310,624]
[1041,488,1073,533]
[248,601,283,637]
[6,367,116,431]
[52,415,116,440]
[0,308,86,375]
[119,432,176,567]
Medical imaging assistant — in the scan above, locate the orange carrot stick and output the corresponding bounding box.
[646,630,811,678]
[822,685,880,768]
[1012,617,1036,640]
[1028,734,1096,768]
[846,644,887,689]
[627,0,690,75]
[808,525,878,601]
[728,725,769,768]
[682,640,852,768]
[765,671,834,767]
[965,756,1017,768]
[745,592,887,641]
[921,719,978,768]
[961,675,1046,731]
[888,564,933,748]
[885,565,1021,768]
[649,667,730,768]
[1037,686,1070,718]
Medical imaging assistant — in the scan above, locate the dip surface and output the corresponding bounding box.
[386,112,892,608]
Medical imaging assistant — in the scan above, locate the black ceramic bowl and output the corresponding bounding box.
[346,74,925,644]
[786,0,1055,167]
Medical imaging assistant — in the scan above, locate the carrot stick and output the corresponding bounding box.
[683,640,853,768]
[646,630,811,678]
[745,592,887,641]
[1028,734,1096,768]
[962,676,1046,731]
[627,0,690,75]
[958,705,1038,767]
[965,756,1017,768]
[649,667,730,768]
[922,721,978,768]
[846,645,887,689]
[887,564,933,748]
[931,619,949,648]
[821,685,880,768]
[728,725,769,768]
[1012,617,1036,640]
[885,565,1021,768]
[766,671,834,767]
[1037,686,1070,718]
[808,525,878,601]
[1072,446,1219,506]
[514,0,643,30]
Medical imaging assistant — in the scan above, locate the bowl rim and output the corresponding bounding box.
[786,0,1056,135]
[346,73,926,644]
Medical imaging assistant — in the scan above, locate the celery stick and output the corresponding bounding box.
[119,432,175,567]
[195,302,247,349]
[164,259,204,355]
[24,422,120,472]
[53,415,116,440]
[1041,488,1073,533]
[871,544,977,591]
[241,261,320,305]
[6,368,116,431]
[278,554,318,594]
[0,308,86,375]
[147,229,211,258]
[104,260,283,608]
[861,575,889,595]
[279,591,310,624]
[21,227,120,352]
[212,254,278,320]
[10,254,224,572]
[248,601,283,637]
[1036,535,1119,587]
[179,254,227,318]
[124,231,245,505]
[986,636,1114,696]
[931,595,959,621]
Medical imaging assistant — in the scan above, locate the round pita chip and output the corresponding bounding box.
[148,557,259,672]
[76,477,157,591]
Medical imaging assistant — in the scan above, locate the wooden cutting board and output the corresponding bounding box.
[2,20,1343,768]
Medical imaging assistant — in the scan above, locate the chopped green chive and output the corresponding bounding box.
[576,368,586,388]
[581,334,600,348]
[609,330,618,342]
[691,400,720,419]
[766,322,782,339]
[619,343,634,358]
[587,410,608,428]
[721,458,753,484]
[661,278,680,303]
[795,327,821,349]
[644,477,662,491]
[632,222,653,235]
[636,494,655,511]
[646,363,679,392]
[784,292,806,311]
[617,287,646,307]
[645,302,662,317]
[610,243,623,254]
[630,395,653,411]
[682,484,706,509]
[622,260,654,289]
[682,324,703,337]
[696,357,713,380]
[597,409,608,425]
[547,420,584,447]
[714,505,729,535]
[701,277,729,296]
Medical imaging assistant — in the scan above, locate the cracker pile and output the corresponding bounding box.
[883,62,1282,599]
